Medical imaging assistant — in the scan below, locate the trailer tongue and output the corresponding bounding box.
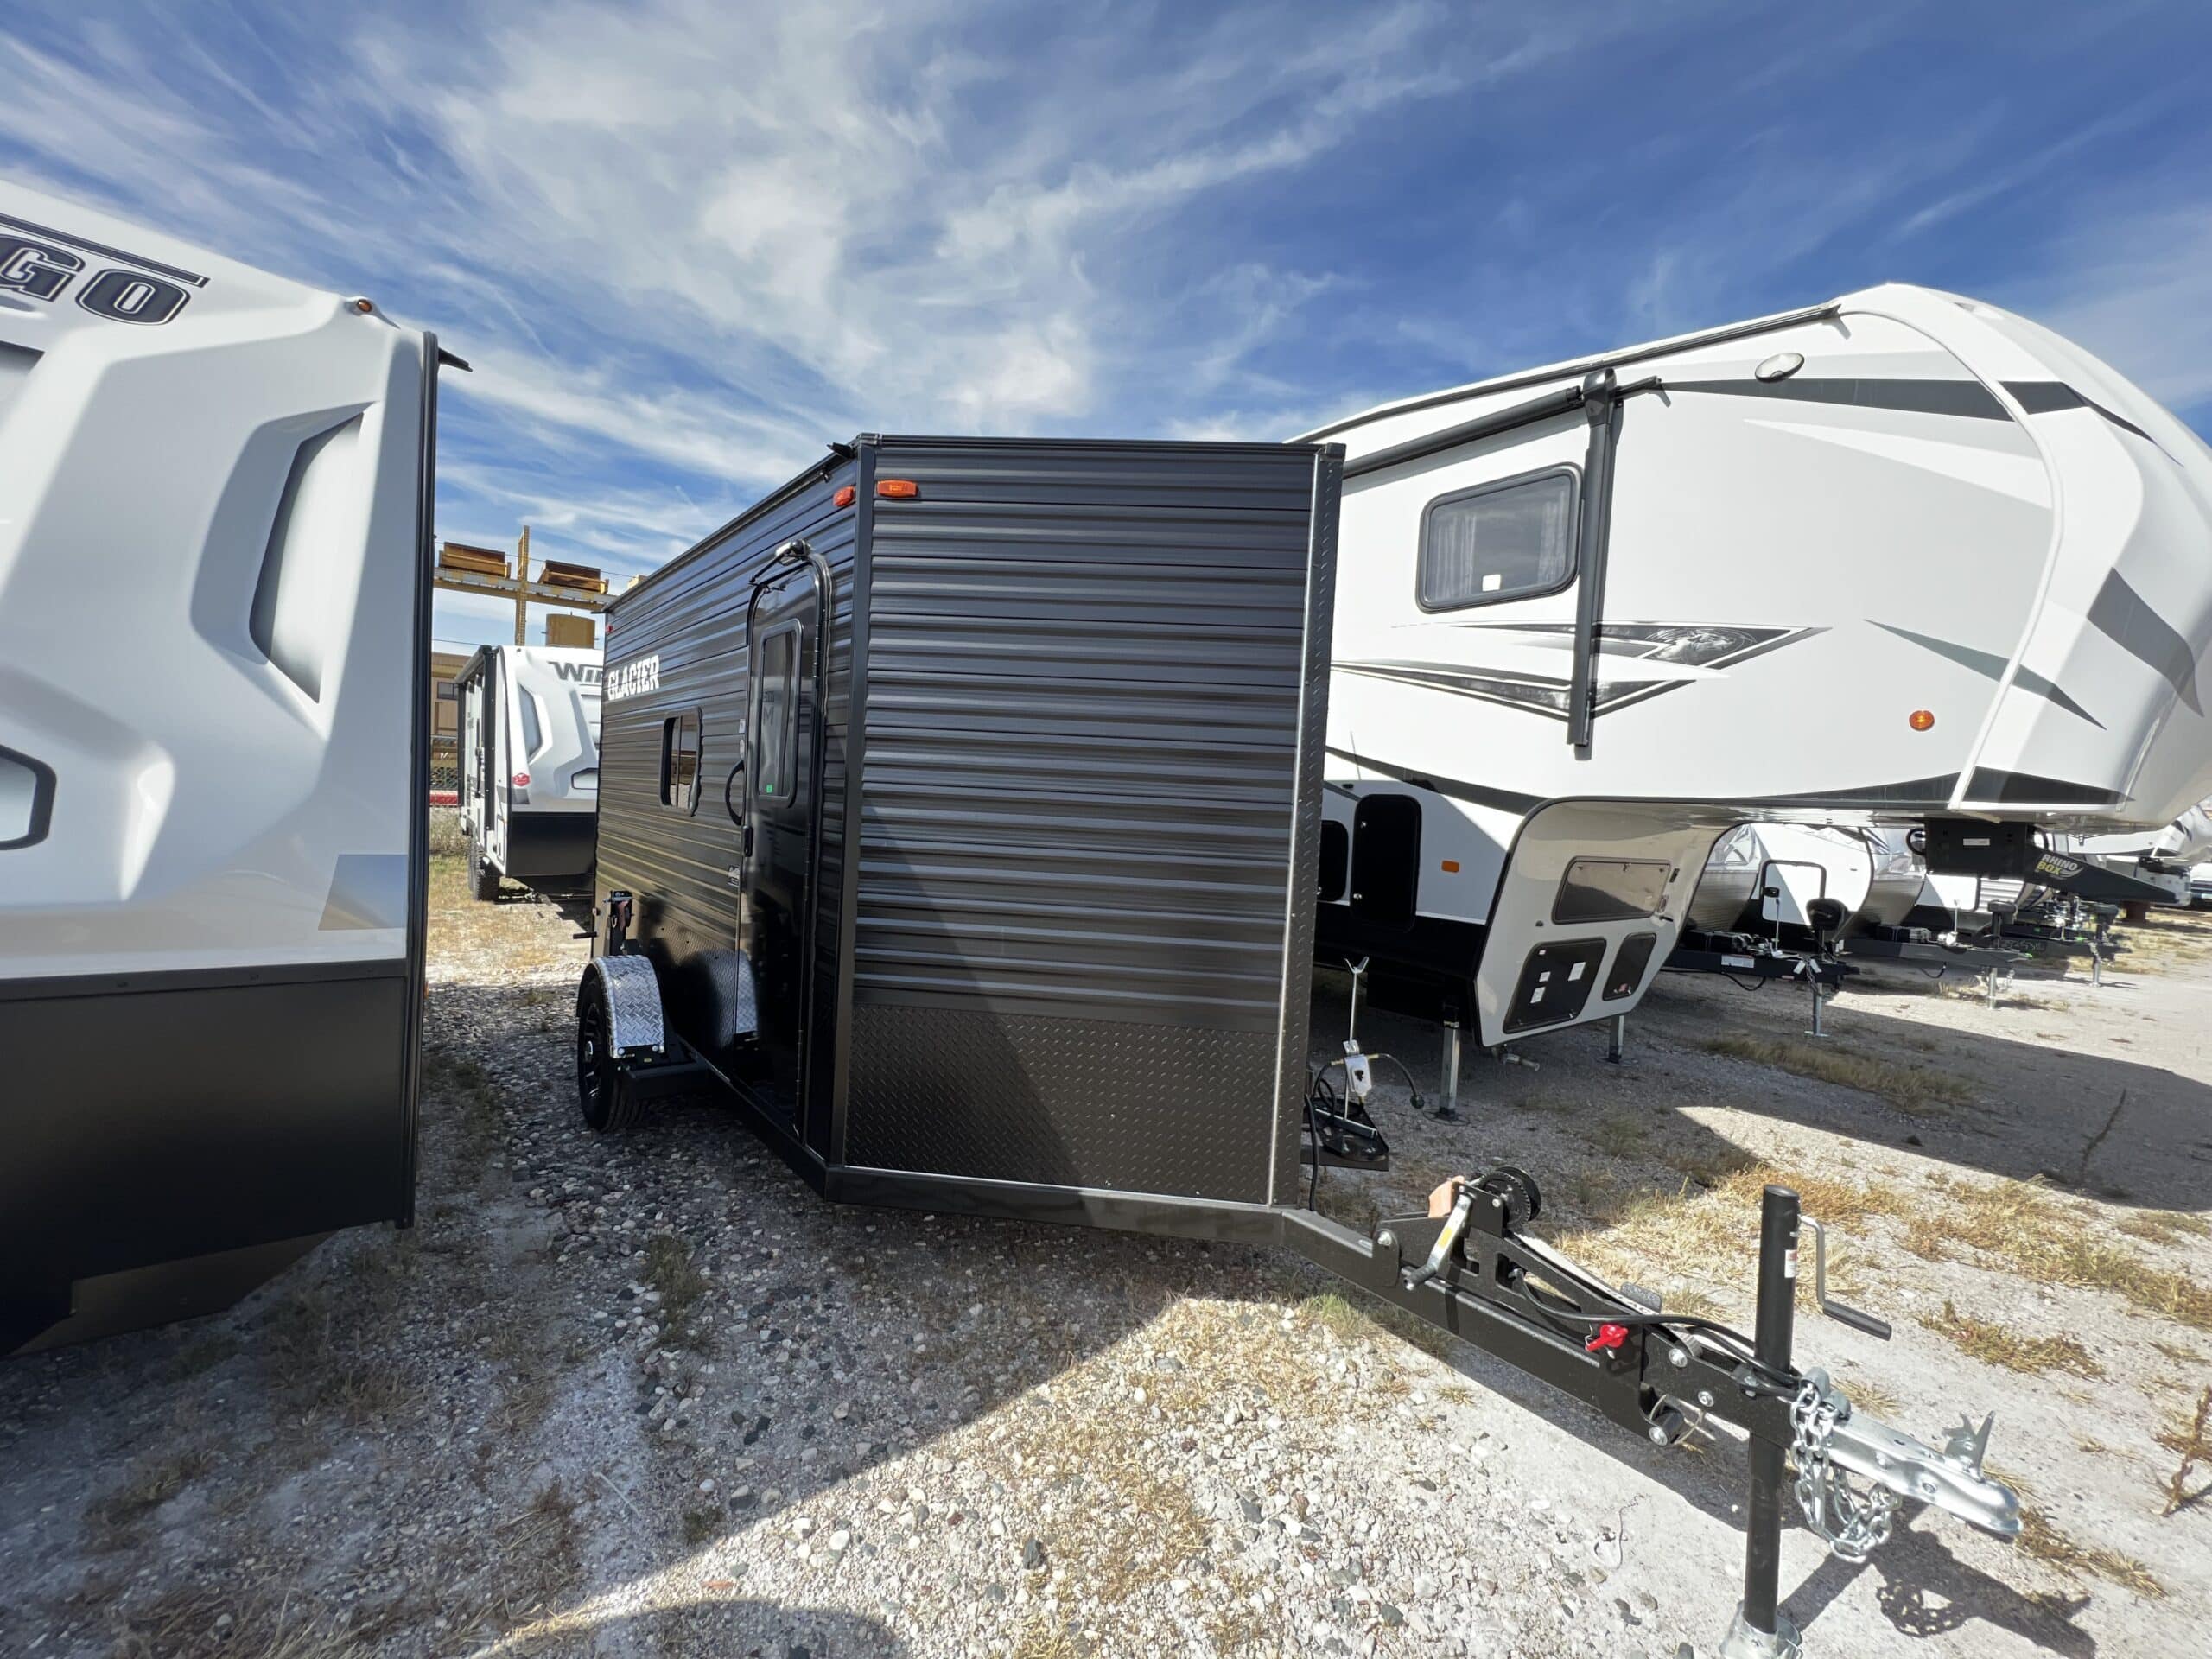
[1287,1173,2016,1656]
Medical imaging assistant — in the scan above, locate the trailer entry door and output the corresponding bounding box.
[741,569,824,1131]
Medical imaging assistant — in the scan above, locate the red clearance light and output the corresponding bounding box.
[833,486,856,508]
[513,772,530,786]
[876,478,919,499]
[1909,709,1936,732]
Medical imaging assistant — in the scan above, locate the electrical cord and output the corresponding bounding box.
[1363,1052,1426,1114]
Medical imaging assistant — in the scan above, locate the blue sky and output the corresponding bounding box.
[4,1,2209,645]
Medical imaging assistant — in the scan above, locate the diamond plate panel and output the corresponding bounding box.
[592,954,664,1056]
[844,1005,1275,1200]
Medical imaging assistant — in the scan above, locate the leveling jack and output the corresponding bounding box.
[1306,1173,2020,1658]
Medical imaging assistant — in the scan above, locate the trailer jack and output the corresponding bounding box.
[1281,1175,2019,1657]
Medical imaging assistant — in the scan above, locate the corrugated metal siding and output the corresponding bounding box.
[594,459,857,1154]
[842,439,1332,1200]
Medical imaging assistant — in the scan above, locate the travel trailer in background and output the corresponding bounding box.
[454,644,603,899]
[0,182,448,1353]
[1683,823,1876,947]
[1302,283,2212,1039]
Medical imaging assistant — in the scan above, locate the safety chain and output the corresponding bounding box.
[1789,1378,1898,1563]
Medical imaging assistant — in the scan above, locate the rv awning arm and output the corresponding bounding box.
[1566,371,1664,752]
[1340,369,1660,751]
[1341,382,1589,480]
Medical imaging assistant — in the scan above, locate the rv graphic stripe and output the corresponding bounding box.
[1664,378,2011,421]
[1870,621,2102,728]
[1340,622,1821,722]
[2087,570,2202,715]
[2003,380,2167,454]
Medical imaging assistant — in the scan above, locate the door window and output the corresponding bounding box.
[754,627,798,804]
[661,710,701,811]
[1418,466,1578,610]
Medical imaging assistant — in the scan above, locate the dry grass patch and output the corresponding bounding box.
[1919,1302,2104,1378]
[2115,910,2212,973]
[2017,1508,2164,1597]
[2120,1209,2212,1246]
[116,1586,356,1659]
[1701,1033,1972,1114]
[1550,1163,1904,1319]
[1902,1176,2212,1334]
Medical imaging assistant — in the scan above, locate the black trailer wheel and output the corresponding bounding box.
[467,826,501,903]
[575,972,642,1133]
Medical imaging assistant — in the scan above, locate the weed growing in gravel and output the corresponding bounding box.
[642,1234,712,1349]
[1700,1033,1973,1114]
[1919,1301,2105,1378]
[423,1044,505,1167]
[2157,1386,2212,1516]
[2017,1508,2164,1597]
[1590,1113,1649,1157]
[1296,1287,1452,1361]
[681,1506,721,1546]
[93,1449,213,1535]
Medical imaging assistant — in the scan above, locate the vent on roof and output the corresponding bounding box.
[250,413,365,702]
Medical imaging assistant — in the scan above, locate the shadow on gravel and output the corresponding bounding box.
[1316,967,2212,1213]
[1789,1527,2094,1659]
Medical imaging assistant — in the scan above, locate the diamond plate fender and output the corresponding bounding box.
[588,954,664,1058]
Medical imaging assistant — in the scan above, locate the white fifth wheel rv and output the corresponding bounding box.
[0,181,450,1353]
[1303,284,2212,1043]
[454,644,602,899]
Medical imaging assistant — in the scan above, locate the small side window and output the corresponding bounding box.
[753,626,798,804]
[660,710,701,812]
[0,743,56,849]
[518,689,543,758]
[1418,466,1578,611]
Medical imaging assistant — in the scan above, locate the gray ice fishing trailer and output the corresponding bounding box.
[576,434,2020,1655]
[454,643,603,899]
[0,181,447,1354]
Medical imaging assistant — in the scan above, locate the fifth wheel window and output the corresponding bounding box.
[1418,467,1578,610]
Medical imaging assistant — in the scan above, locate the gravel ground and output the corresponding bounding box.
[3,866,2208,1658]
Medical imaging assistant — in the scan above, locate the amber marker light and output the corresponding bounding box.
[1909,709,1936,732]
[833,486,856,507]
[1440,859,1461,873]
[876,479,919,499]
